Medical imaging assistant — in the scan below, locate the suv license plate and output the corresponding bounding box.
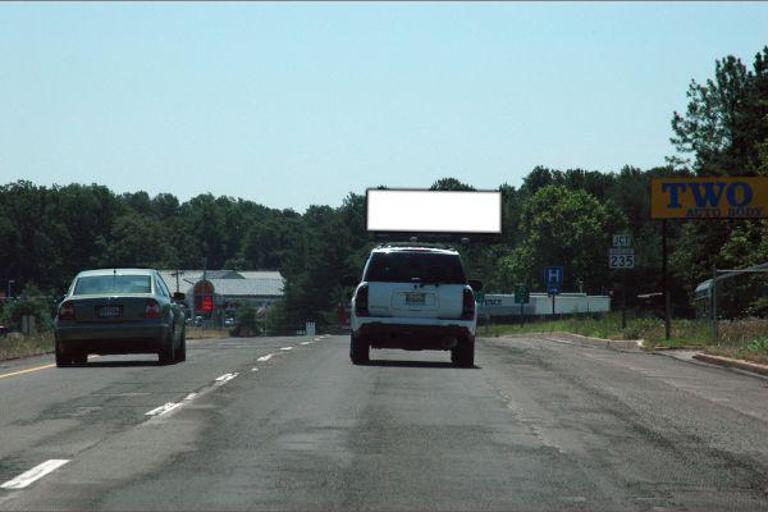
[97,306,122,318]
[405,293,426,305]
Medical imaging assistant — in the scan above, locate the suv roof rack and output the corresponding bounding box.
[375,242,458,252]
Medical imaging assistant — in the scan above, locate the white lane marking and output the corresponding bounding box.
[214,372,239,385]
[1,459,70,490]
[313,337,321,341]
[145,402,182,417]
[300,341,311,345]
[257,354,274,362]
[280,346,293,351]
[184,392,198,401]
[251,367,259,372]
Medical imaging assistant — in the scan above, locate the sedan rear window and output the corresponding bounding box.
[74,275,152,295]
[364,252,467,284]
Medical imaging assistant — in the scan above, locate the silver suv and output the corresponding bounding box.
[349,246,480,367]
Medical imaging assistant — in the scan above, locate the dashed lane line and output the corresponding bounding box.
[280,347,294,351]
[1,459,70,490]
[214,372,239,385]
[257,354,274,362]
[145,402,182,417]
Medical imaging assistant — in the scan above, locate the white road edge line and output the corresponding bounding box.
[257,354,274,362]
[280,346,293,351]
[1,459,70,490]
[145,402,182,417]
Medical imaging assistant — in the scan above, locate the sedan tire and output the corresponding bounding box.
[55,341,73,367]
[158,331,176,365]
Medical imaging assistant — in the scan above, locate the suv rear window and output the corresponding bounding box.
[364,252,467,284]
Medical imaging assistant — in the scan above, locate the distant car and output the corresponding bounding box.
[349,245,480,367]
[54,268,187,367]
[224,317,235,327]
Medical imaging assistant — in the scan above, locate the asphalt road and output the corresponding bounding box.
[0,334,767,511]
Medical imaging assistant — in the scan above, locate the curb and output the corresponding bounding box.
[501,332,643,352]
[692,353,768,377]
[556,332,644,352]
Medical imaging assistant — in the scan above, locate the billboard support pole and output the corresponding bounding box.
[711,265,718,343]
[662,219,671,340]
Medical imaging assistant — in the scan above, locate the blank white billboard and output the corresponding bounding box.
[366,189,502,234]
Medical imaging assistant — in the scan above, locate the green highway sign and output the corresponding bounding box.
[514,285,529,304]
[475,291,485,304]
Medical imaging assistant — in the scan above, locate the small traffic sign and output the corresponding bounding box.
[609,248,635,269]
[514,285,529,304]
[475,291,486,304]
[612,233,632,248]
[544,266,563,295]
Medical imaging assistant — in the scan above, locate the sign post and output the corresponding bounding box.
[609,233,634,330]
[514,285,529,325]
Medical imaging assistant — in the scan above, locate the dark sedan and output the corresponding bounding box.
[54,268,187,367]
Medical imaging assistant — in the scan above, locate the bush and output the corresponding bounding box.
[229,304,264,337]
[1,284,54,332]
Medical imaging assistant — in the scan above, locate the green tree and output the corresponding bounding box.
[501,185,627,293]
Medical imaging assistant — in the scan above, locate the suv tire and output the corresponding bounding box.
[451,336,475,368]
[350,334,369,365]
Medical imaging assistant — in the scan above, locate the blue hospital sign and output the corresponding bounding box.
[545,266,563,294]
[651,177,768,219]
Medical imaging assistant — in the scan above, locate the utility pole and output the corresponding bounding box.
[171,270,184,293]
[7,279,14,299]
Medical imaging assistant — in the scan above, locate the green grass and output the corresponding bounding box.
[185,326,231,340]
[485,312,768,364]
[0,332,54,361]
[486,312,710,347]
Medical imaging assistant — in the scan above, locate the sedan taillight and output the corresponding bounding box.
[355,284,369,317]
[145,300,162,319]
[58,301,75,321]
[461,288,475,320]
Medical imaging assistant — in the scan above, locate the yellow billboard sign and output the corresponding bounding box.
[651,177,768,219]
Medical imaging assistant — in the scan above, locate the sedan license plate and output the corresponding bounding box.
[97,306,122,318]
[405,292,426,305]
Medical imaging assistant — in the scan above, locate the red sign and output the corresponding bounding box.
[201,295,213,313]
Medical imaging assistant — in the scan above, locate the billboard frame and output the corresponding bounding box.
[365,188,503,243]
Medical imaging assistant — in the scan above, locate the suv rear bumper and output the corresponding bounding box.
[354,321,473,351]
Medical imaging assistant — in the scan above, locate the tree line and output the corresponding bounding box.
[1,47,766,329]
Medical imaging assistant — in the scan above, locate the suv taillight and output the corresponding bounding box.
[355,284,369,317]
[58,301,75,321]
[461,288,475,320]
[145,300,162,319]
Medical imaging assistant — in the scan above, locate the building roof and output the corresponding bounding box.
[158,269,284,297]
[208,278,284,297]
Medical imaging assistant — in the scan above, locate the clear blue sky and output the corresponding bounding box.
[1,2,767,212]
